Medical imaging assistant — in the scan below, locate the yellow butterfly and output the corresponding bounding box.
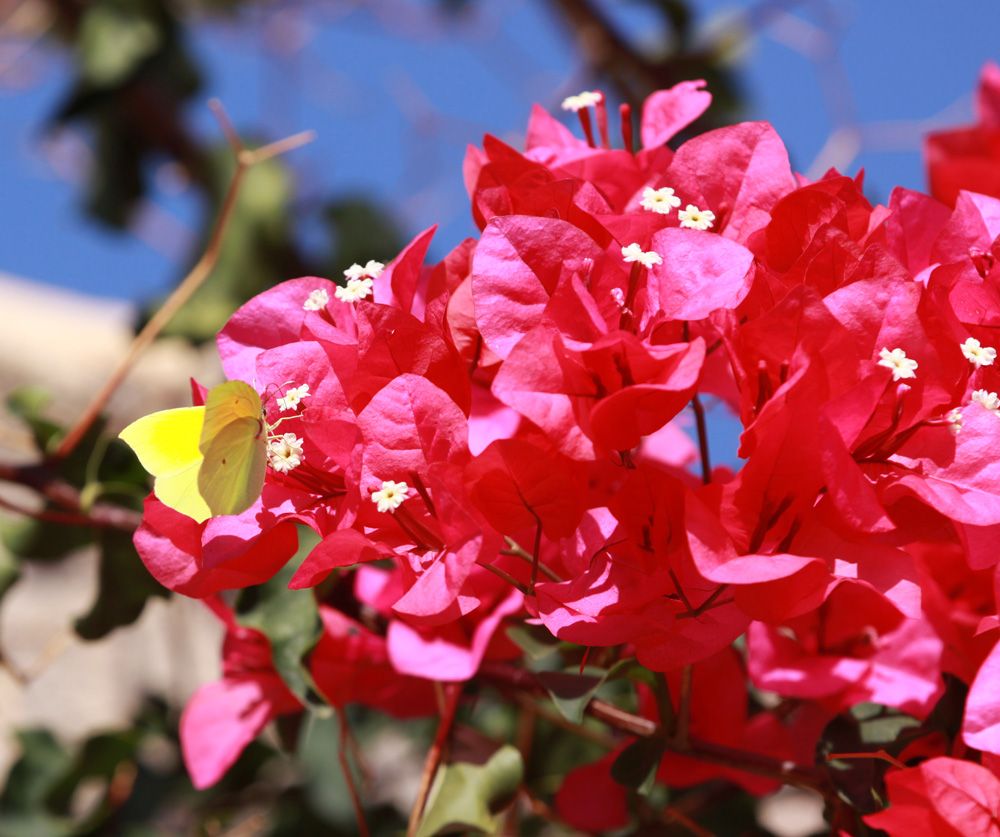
[119,381,268,523]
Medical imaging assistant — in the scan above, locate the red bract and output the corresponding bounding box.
[310,605,438,717]
[864,757,1000,836]
[927,62,1000,206]
[129,66,1000,826]
[134,496,299,597]
[180,602,301,789]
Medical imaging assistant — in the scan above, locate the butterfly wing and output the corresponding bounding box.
[197,381,267,517]
[119,406,213,523]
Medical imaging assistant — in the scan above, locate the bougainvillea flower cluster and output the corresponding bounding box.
[130,66,1000,831]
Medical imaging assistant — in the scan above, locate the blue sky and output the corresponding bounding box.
[0,0,997,302]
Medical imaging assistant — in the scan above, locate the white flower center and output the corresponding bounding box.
[877,347,918,381]
[640,186,682,215]
[678,204,716,231]
[335,277,374,303]
[303,288,329,311]
[371,480,409,513]
[971,389,1000,412]
[277,384,311,413]
[946,408,964,435]
[961,337,998,369]
[267,433,304,473]
[621,242,663,269]
[561,90,602,112]
[343,260,385,282]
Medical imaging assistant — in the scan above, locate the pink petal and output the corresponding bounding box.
[640,80,712,149]
[180,675,298,789]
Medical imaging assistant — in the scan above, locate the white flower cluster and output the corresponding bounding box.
[561,90,602,112]
[335,260,385,304]
[640,186,715,230]
[267,433,304,473]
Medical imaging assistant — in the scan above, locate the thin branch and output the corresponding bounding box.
[476,560,530,596]
[52,101,315,460]
[690,393,712,485]
[338,711,370,837]
[0,463,142,531]
[530,520,543,594]
[0,494,103,529]
[407,682,462,837]
[479,662,830,796]
[675,665,693,749]
[827,750,906,770]
[500,542,563,583]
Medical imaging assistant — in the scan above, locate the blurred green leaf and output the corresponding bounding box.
[610,735,663,795]
[538,659,634,724]
[296,712,363,829]
[74,529,168,640]
[153,147,300,342]
[2,517,93,563]
[237,526,322,705]
[322,198,405,280]
[0,540,21,605]
[505,624,560,662]
[6,387,62,455]
[1,731,73,813]
[537,670,607,725]
[819,704,921,813]
[417,745,523,837]
[78,3,161,87]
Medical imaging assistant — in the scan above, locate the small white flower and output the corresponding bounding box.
[343,260,384,282]
[371,480,409,513]
[971,389,1000,412]
[267,433,304,473]
[303,288,329,311]
[678,204,716,230]
[640,186,682,215]
[621,242,663,269]
[334,277,374,303]
[277,384,311,413]
[960,337,998,369]
[946,408,964,435]
[877,347,918,382]
[610,287,627,311]
[561,90,602,112]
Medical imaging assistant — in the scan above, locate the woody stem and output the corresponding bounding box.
[407,682,462,837]
[52,102,314,461]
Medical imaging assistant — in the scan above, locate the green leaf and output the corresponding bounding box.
[236,526,322,705]
[1,517,93,562]
[505,624,560,661]
[0,540,20,605]
[78,3,161,87]
[153,148,298,342]
[610,736,664,796]
[0,730,73,813]
[819,704,921,813]
[417,745,523,837]
[75,530,169,640]
[295,712,368,829]
[6,387,62,455]
[538,659,635,724]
